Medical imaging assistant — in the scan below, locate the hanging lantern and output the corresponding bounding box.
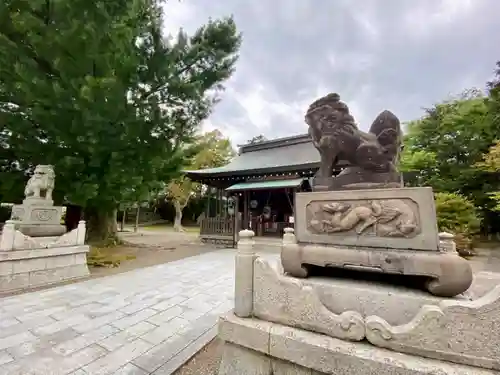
[262,205,271,220]
[227,197,235,216]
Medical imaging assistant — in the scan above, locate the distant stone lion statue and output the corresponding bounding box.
[24,165,55,200]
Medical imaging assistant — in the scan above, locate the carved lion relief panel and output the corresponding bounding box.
[306,198,421,238]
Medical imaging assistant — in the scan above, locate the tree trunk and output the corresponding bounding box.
[85,207,118,244]
[120,209,126,232]
[173,201,185,232]
[134,206,140,233]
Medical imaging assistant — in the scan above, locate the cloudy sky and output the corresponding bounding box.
[162,0,500,146]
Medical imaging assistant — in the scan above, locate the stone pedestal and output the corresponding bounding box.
[218,313,498,375]
[285,187,473,297]
[0,245,90,293]
[217,255,500,374]
[215,94,496,374]
[11,198,66,237]
[0,220,90,293]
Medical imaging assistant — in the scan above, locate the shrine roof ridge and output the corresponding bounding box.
[184,133,325,179]
[237,133,312,154]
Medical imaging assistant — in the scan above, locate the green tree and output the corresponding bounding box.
[0,0,241,241]
[400,90,494,192]
[477,61,500,213]
[399,90,500,230]
[435,192,481,235]
[486,61,500,141]
[166,129,234,231]
[434,192,482,253]
[475,140,500,212]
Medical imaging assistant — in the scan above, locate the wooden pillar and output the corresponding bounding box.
[217,189,222,217]
[205,186,212,217]
[234,194,240,233]
[215,188,219,217]
[223,189,228,217]
[232,194,240,246]
[243,190,249,229]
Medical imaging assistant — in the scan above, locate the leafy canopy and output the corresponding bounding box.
[475,140,500,212]
[399,90,493,194]
[167,129,235,209]
[434,192,481,236]
[0,0,241,238]
[400,65,500,233]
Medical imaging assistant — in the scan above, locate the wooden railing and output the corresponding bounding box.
[199,217,236,246]
[250,220,294,237]
[200,217,234,236]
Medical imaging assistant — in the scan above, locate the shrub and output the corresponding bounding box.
[434,192,481,254]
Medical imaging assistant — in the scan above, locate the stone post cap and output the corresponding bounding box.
[239,229,255,238]
[5,220,15,225]
[284,227,295,234]
[439,232,455,240]
[78,220,86,224]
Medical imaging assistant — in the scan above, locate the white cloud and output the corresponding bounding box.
[161,1,197,36]
[328,52,377,72]
[162,0,500,148]
[402,0,480,38]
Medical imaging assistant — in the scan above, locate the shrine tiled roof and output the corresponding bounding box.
[184,134,326,179]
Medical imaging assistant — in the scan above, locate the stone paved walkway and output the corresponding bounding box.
[0,250,237,375]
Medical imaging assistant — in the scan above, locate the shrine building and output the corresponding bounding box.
[185,133,349,246]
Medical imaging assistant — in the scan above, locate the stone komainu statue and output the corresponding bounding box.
[24,165,55,201]
[305,93,402,189]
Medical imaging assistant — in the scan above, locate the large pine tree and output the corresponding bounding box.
[0,0,241,240]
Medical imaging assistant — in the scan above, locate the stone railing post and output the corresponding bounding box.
[283,227,296,245]
[234,229,256,318]
[281,227,309,277]
[76,220,86,245]
[439,232,456,253]
[0,220,15,251]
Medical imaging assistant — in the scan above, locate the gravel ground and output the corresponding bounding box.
[174,338,222,375]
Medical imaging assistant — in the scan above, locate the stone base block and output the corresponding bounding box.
[11,204,63,225]
[0,245,90,293]
[289,188,474,297]
[281,243,473,297]
[16,224,67,237]
[21,197,54,206]
[218,313,498,375]
[254,258,498,330]
[251,257,500,369]
[295,187,440,250]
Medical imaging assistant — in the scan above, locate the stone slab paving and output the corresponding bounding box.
[0,249,241,375]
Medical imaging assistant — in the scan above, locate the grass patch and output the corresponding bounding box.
[87,246,136,268]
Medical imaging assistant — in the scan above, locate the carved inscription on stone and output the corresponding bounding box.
[30,208,57,222]
[306,198,420,238]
